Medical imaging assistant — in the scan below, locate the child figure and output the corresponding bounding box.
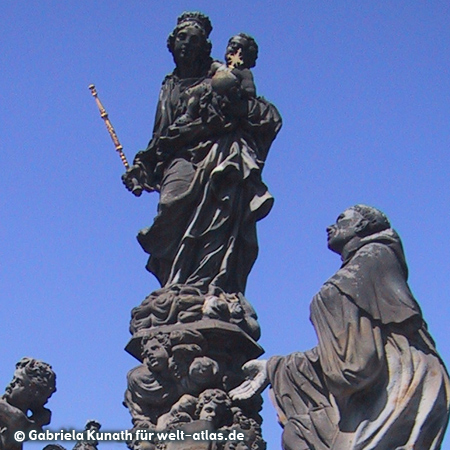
[174,33,258,126]
[0,358,56,450]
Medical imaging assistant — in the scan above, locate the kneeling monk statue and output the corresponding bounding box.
[231,204,450,450]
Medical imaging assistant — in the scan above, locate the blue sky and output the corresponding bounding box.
[1,1,449,448]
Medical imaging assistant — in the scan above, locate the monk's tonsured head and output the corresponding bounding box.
[327,204,390,254]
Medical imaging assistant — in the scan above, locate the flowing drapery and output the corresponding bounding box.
[268,230,450,449]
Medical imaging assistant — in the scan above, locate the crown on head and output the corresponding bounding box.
[177,11,213,37]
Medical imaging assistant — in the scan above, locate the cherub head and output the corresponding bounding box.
[225,408,265,450]
[196,389,232,428]
[3,357,56,415]
[189,356,220,388]
[141,333,170,373]
[225,33,258,69]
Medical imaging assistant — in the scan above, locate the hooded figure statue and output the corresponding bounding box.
[231,205,450,450]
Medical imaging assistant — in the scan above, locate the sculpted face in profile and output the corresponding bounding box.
[326,208,363,254]
[4,374,34,412]
[3,358,56,416]
[231,205,450,450]
[326,206,389,255]
[1,358,56,450]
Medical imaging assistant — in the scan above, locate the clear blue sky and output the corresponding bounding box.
[1,1,449,448]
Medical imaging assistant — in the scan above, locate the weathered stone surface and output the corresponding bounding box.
[126,319,263,363]
[124,328,264,447]
[0,358,56,450]
[129,286,261,342]
[231,205,450,450]
[121,11,281,450]
[122,12,281,297]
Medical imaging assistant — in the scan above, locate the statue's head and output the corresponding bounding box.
[189,356,219,387]
[227,408,265,450]
[327,204,390,254]
[141,333,170,373]
[196,388,232,427]
[226,33,258,69]
[4,357,56,412]
[167,12,212,71]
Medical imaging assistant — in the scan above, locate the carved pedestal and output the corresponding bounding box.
[124,286,266,450]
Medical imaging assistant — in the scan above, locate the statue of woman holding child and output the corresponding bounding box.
[122,12,281,298]
[121,13,280,449]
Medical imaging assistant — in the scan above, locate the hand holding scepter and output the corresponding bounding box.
[88,84,143,196]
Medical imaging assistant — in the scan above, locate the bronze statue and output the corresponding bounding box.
[0,357,56,450]
[231,205,450,449]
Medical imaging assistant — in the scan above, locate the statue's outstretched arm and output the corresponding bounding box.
[229,359,269,401]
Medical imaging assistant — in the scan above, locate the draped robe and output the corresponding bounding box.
[268,229,450,450]
[134,69,282,295]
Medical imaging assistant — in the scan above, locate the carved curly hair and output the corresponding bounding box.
[228,33,258,68]
[195,388,233,425]
[141,332,170,357]
[15,357,56,401]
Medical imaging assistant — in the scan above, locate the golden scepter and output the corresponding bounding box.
[89,84,142,196]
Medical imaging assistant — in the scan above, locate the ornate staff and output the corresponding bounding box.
[89,84,142,196]
[88,84,130,169]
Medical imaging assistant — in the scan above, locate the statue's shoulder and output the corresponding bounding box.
[0,398,31,430]
[356,239,399,265]
[162,73,176,86]
[358,241,389,256]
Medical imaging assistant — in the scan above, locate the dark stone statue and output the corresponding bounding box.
[43,420,102,450]
[0,357,56,450]
[231,205,450,449]
[122,11,281,298]
[124,327,265,449]
[121,11,281,450]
